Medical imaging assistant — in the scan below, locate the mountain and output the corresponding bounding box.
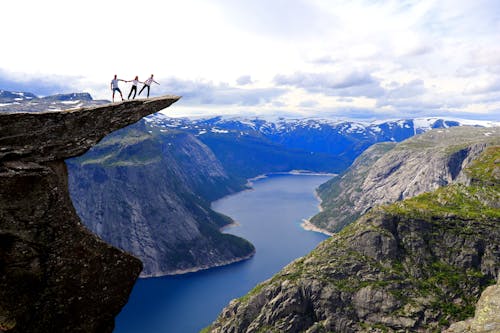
[67,120,254,277]
[0,89,107,112]
[146,115,497,179]
[206,137,500,333]
[40,92,93,102]
[0,97,178,333]
[0,89,37,101]
[311,127,500,232]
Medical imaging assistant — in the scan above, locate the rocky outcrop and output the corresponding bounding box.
[207,145,500,333]
[312,127,500,232]
[445,275,500,333]
[0,96,179,332]
[67,122,255,277]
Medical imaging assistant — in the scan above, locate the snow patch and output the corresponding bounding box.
[211,128,229,133]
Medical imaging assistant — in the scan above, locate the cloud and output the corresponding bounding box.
[384,79,426,99]
[210,0,330,39]
[160,77,287,106]
[298,100,319,108]
[274,70,385,98]
[0,69,78,96]
[464,78,500,95]
[310,55,337,66]
[236,75,253,85]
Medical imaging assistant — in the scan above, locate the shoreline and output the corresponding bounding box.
[313,189,325,213]
[301,218,334,236]
[299,179,336,236]
[246,170,337,186]
[140,250,256,278]
[219,220,240,232]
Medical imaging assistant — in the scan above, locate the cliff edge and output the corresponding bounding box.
[0,96,179,332]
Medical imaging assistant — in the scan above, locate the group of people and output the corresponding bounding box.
[111,74,160,102]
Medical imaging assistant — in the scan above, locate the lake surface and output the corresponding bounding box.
[114,173,332,333]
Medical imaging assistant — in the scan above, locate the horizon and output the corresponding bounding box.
[1,0,499,121]
[2,88,499,125]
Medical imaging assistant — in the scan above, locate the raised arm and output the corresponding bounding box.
[153,80,160,85]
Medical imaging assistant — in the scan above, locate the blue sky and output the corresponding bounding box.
[1,0,500,120]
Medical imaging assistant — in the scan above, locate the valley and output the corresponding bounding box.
[1,90,498,332]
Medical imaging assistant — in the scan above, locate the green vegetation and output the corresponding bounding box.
[465,146,500,184]
[199,325,212,333]
[238,282,267,303]
[383,184,499,221]
[415,262,484,321]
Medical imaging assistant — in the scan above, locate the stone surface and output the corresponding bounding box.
[0,96,179,332]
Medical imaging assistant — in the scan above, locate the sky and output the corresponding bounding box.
[1,0,500,120]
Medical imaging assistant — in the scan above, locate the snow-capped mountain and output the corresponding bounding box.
[147,114,498,140]
[0,90,107,112]
[143,114,498,178]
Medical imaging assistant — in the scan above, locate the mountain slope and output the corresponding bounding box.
[67,121,254,277]
[312,127,500,232]
[207,145,500,333]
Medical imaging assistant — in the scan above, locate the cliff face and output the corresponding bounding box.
[0,96,179,332]
[67,122,254,277]
[312,127,500,232]
[207,144,500,333]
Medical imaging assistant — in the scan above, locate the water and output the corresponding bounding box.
[114,173,332,333]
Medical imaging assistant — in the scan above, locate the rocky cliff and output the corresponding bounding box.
[67,121,255,277]
[206,143,499,332]
[0,96,179,332]
[312,127,500,232]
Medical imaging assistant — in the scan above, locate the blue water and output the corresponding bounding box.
[114,173,332,333]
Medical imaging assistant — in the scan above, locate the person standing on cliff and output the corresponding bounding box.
[111,74,125,102]
[138,74,160,98]
[126,76,142,100]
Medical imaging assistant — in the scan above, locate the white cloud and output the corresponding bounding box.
[236,75,253,86]
[0,0,499,120]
